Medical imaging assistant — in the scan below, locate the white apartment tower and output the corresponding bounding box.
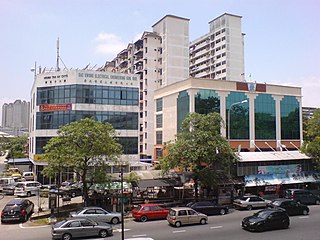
[2,100,30,130]
[189,13,245,81]
[103,15,190,160]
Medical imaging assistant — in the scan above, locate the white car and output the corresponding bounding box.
[70,207,121,224]
[14,181,42,197]
[233,195,271,210]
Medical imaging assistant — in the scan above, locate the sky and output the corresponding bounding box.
[0,0,319,122]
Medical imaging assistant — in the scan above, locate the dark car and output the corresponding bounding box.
[186,201,228,215]
[242,208,290,232]
[1,198,34,223]
[60,182,83,198]
[284,189,320,205]
[51,218,113,240]
[267,198,309,216]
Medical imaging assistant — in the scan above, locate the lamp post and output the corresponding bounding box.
[120,165,125,240]
[227,99,248,176]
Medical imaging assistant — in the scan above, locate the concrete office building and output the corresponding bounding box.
[29,69,140,181]
[1,100,30,136]
[189,13,245,81]
[102,15,190,161]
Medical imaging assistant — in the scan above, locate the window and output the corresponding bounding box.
[178,210,187,216]
[156,114,163,128]
[156,98,163,112]
[156,131,162,144]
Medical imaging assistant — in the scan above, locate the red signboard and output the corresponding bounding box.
[39,103,72,112]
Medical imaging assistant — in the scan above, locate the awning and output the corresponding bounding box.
[136,179,181,189]
[239,151,311,162]
[245,171,320,187]
[8,158,32,165]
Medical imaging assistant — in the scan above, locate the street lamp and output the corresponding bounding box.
[227,99,248,142]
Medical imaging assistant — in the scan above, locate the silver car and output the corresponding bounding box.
[52,218,112,240]
[233,195,271,210]
[70,207,121,224]
[167,207,208,227]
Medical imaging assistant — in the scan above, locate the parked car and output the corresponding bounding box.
[1,198,34,223]
[6,168,22,178]
[14,181,42,197]
[167,207,208,227]
[70,207,121,224]
[22,172,35,181]
[233,195,271,210]
[61,182,83,198]
[2,182,19,195]
[0,177,19,193]
[40,184,59,197]
[132,203,170,222]
[267,198,309,216]
[51,218,113,240]
[186,201,228,215]
[242,208,290,232]
[284,189,320,205]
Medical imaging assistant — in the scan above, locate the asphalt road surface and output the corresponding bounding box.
[0,204,320,240]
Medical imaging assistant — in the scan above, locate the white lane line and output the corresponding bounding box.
[173,230,186,233]
[113,228,131,232]
[299,216,309,219]
[132,234,147,237]
[19,223,50,229]
[210,226,223,229]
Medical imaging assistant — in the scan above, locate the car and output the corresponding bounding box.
[22,172,35,181]
[51,218,113,240]
[6,168,22,178]
[70,206,121,224]
[284,189,320,205]
[2,182,19,195]
[233,195,271,210]
[14,181,42,197]
[167,207,208,227]
[1,198,34,223]
[186,201,229,215]
[241,208,290,232]
[132,203,170,222]
[267,198,309,216]
[61,182,83,198]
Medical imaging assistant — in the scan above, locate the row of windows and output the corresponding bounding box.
[35,136,138,155]
[37,84,139,106]
[36,111,138,130]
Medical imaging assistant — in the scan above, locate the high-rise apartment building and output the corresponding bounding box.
[102,15,190,160]
[189,13,245,81]
[1,100,30,135]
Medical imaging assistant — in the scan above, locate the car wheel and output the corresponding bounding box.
[256,224,264,232]
[315,200,320,205]
[175,221,182,227]
[220,209,226,215]
[303,209,309,215]
[111,217,119,224]
[283,221,289,229]
[140,215,148,222]
[27,192,31,197]
[99,230,108,238]
[246,205,253,210]
[62,233,72,240]
[200,218,207,225]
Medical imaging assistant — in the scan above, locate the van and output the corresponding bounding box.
[285,189,320,205]
[0,177,17,192]
[14,181,42,197]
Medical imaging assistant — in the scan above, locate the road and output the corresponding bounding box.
[0,203,319,240]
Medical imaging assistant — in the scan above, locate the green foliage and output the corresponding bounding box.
[43,118,123,204]
[0,135,28,159]
[302,109,320,169]
[160,112,237,198]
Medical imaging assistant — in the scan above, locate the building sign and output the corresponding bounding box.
[39,103,72,112]
[258,164,301,174]
[33,154,46,162]
[236,82,266,92]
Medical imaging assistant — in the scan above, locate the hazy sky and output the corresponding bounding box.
[1,0,319,122]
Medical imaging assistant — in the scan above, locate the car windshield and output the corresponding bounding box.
[5,205,21,211]
[54,220,67,228]
[254,211,271,219]
[239,197,249,201]
[134,205,143,211]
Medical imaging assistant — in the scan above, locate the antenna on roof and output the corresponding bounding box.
[57,37,60,71]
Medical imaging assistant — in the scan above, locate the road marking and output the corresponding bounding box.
[132,234,147,237]
[173,230,186,233]
[19,223,50,229]
[113,228,131,232]
[210,226,223,229]
[299,216,309,219]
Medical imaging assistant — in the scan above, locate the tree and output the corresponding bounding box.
[43,118,123,205]
[161,112,237,200]
[0,135,28,160]
[302,109,320,169]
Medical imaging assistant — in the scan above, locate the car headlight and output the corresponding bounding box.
[249,221,256,225]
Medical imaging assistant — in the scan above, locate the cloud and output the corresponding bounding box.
[94,32,126,56]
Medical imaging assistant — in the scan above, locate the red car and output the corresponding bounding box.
[132,203,169,222]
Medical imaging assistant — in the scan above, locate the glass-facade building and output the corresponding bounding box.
[155,78,302,155]
[30,70,140,166]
